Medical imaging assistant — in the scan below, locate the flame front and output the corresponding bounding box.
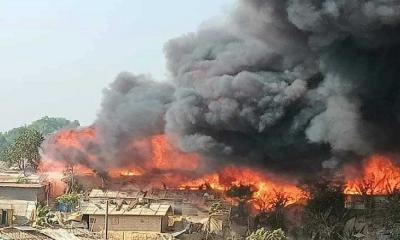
[181,166,306,210]
[344,155,400,195]
[39,127,305,210]
[150,135,200,171]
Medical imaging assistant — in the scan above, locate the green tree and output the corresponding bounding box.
[0,134,7,152]
[0,116,80,160]
[29,116,79,136]
[1,128,44,171]
[246,228,287,240]
[2,126,27,143]
[33,204,51,227]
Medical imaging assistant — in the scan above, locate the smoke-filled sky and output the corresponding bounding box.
[43,0,400,178]
[0,0,231,132]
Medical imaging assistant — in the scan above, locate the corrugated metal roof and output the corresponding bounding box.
[82,202,172,216]
[40,228,81,240]
[0,183,43,188]
[146,189,211,203]
[0,227,52,240]
[13,226,37,231]
[88,189,145,199]
[89,188,214,203]
[0,171,45,188]
[0,171,43,182]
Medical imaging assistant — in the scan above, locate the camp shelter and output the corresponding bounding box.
[82,202,172,232]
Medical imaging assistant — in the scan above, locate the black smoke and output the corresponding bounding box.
[43,0,400,178]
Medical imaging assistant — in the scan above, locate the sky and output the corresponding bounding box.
[0,0,232,132]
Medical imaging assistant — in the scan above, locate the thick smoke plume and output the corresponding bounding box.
[43,0,400,178]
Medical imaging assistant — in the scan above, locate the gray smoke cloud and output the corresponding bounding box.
[43,0,400,178]
[96,73,174,153]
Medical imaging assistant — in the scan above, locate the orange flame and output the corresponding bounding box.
[181,166,306,210]
[150,135,200,171]
[51,127,96,148]
[39,128,98,195]
[109,167,144,177]
[39,127,305,210]
[344,155,400,195]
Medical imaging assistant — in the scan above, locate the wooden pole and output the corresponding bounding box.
[104,199,109,240]
[71,165,75,193]
[46,182,50,206]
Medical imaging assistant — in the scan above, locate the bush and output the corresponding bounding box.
[302,177,349,239]
[246,228,287,240]
[33,204,50,227]
[56,193,80,205]
[383,191,400,227]
[56,193,80,212]
[390,225,400,240]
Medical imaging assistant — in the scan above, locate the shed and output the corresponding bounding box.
[0,202,13,226]
[82,203,172,233]
[0,171,47,225]
[87,188,222,217]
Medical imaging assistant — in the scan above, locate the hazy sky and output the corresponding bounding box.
[0,0,231,131]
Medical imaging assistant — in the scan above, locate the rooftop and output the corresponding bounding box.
[0,171,45,188]
[89,189,146,199]
[81,202,172,216]
[0,182,44,188]
[88,188,219,203]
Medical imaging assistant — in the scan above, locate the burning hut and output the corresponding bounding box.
[343,155,400,210]
[86,188,221,218]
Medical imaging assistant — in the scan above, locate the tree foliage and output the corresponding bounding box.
[382,190,400,228]
[0,116,79,167]
[2,127,27,144]
[33,204,51,227]
[1,128,44,170]
[304,177,345,217]
[0,134,7,152]
[56,193,80,205]
[29,116,79,136]
[246,228,287,240]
